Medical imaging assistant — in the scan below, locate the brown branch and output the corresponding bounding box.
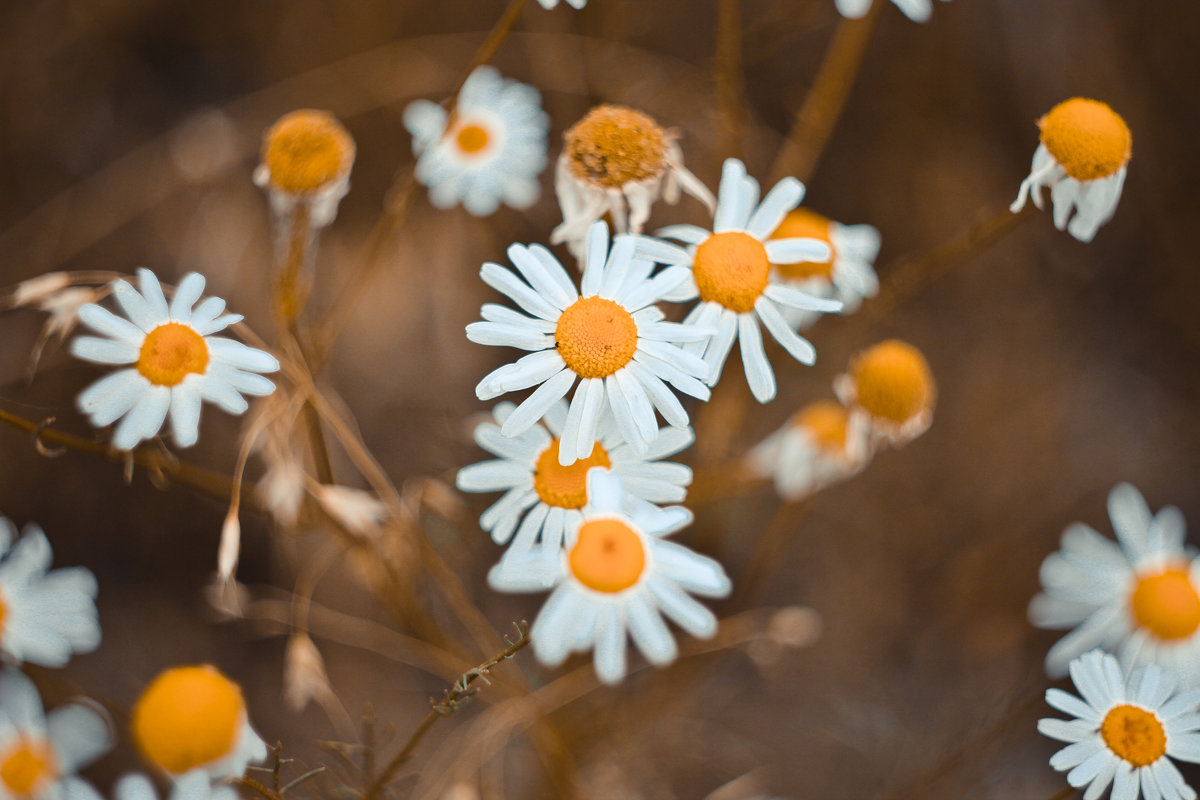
[715,0,745,161]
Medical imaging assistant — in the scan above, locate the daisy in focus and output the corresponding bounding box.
[468,221,712,465]
[70,269,280,451]
[130,665,268,781]
[114,772,236,800]
[633,158,843,403]
[0,669,112,800]
[1030,484,1200,684]
[551,104,714,257]
[834,339,935,447]
[405,66,549,216]
[489,469,730,684]
[0,519,99,668]
[1011,97,1132,243]
[457,399,694,557]
[1039,650,1200,800]
[746,400,868,503]
[835,0,949,22]
[253,109,356,229]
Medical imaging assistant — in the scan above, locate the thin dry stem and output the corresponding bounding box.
[715,0,745,161]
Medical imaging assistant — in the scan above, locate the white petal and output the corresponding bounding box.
[500,369,576,438]
[765,237,833,265]
[169,273,207,320]
[70,336,139,365]
[77,303,145,344]
[48,703,112,772]
[763,282,844,312]
[169,382,202,448]
[207,338,280,373]
[626,592,677,665]
[112,385,170,450]
[737,314,776,402]
[745,178,804,241]
[481,263,562,322]
[112,279,161,332]
[593,604,627,684]
[137,268,170,319]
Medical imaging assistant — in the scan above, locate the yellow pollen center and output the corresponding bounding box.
[131,665,244,775]
[533,439,611,509]
[849,340,935,425]
[454,123,491,155]
[556,297,639,379]
[771,209,836,281]
[1038,98,1132,182]
[137,323,209,387]
[564,104,668,188]
[0,739,57,798]
[263,109,355,194]
[1101,705,1167,768]
[1131,567,1200,641]
[569,518,646,593]
[693,232,771,313]
[793,400,849,453]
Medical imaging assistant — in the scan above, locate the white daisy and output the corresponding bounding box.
[457,399,694,557]
[252,109,356,230]
[0,669,112,800]
[538,0,586,7]
[404,66,549,217]
[631,158,843,403]
[488,469,730,684]
[835,0,949,23]
[746,400,868,502]
[550,104,714,258]
[69,269,280,451]
[130,665,268,782]
[0,520,99,669]
[114,772,236,800]
[1011,97,1132,243]
[467,221,713,466]
[833,339,936,447]
[1039,650,1200,800]
[1030,484,1200,684]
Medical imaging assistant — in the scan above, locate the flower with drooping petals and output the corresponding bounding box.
[834,339,935,446]
[836,0,949,23]
[253,109,356,229]
[537,0,586,7]
[745,400,868,502]
[114,772,236,800]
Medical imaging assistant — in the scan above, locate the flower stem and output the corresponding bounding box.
[715,0,745,161]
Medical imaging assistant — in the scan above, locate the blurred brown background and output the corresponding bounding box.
[1,0,1199,797]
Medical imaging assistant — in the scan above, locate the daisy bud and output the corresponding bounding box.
[834,340,935,447]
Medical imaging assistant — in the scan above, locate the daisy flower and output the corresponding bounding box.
[253,109,356,229]
[632,158,843,403]
[1030,484,1200,684]
[457,399,694,557]
[404,66,549,216]
[745,400,868,503]
[131,665,267,781]
[0,669,112,800]
[69,269,280,451]
[488,469,730,684]
[538,0,585,7]
[835,0,949,22]
[1039,650,1200,800]
[0,519,99,668]
[114,772,236,800]
[550,104,714,257]
[834,339,935,447]
[1011,97,1132,243]
[468,221,712,465]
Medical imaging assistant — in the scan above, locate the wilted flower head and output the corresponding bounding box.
[836,0,949,22]
[746,399,868,502]
[835,339,935,446]
[253,109,355,229]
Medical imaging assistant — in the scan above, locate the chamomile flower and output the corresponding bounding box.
[457,400,694,557]
[253,109,356,229]
[488,469,730,684]
[0,520,99,668]
[537,0,585,7]
[468,221,712,465]
[835,0,948,22]
[1039,650,1200,800]
[404,66,549,216]
[550,104,714,257]
[834,340,935,446]
[0,669,112,800]
[69,269,280,451]
[632,158,843,403]
[768,209,880,327]
[114,772,236,800]
[130,665,267,781]
[1030,484,1200,684]
[1011,98,1132,243]
[746,400,868,502]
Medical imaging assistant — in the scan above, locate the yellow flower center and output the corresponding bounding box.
[849,340,935,425]
[131,665,245,775]
[1038,98,1132,182]
[564,104,668,188]
[137,322,209,387]
[693,232,771,313]
[1131,567,1200,641]
[569,518,646,593]
[556,296,639,379]
[262,109,355,194]
[793,400,849,453]
[0,739,56,798]
[1101,704,1167,768]
[453,122,491,155]
[533,439,612,509]
[771,209,836,281]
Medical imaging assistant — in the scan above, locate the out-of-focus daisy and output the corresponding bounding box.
[114,772,236,800]
[1030,484,1200,684]
[551,104,714,257]
[404,66,549,216]
[457,400,694,556]
[745,400,868,502]
[130,665,267,781]
[468,221,712,465]
[1039,650,1200,800]
[0,519,99,668]
[768,208,879,327]
[69,269,280,451]
[489,469,730,684]
[633,158,842,403]
[1011,97,1132,243]
[538,0,585,7]
[253,109,356,229]
[834,339,935,446]
[835,0,948,22]
[0,669,112,800]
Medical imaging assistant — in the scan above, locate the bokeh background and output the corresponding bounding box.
[1,0,1198,797]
